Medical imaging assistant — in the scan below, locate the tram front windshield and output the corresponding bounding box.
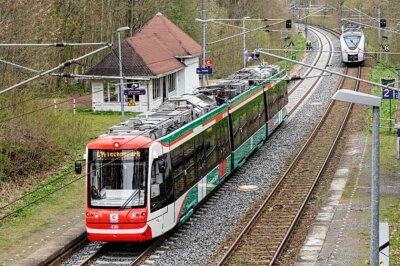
[88,149,148,208]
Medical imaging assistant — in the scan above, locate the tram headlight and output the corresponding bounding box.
[127,210,147,222]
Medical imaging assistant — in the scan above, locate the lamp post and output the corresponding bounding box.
[331,89,381,266]
[117,26,130,123]
[243,16,250,68]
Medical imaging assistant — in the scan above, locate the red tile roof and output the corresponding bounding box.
[85,13,201,77]
[135,13,202,57]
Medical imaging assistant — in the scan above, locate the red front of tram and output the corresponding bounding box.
[84,135,153,242]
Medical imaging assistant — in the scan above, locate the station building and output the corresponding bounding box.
[85,13,202,112]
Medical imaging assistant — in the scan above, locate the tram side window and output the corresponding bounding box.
[231,94,266,150]
[171,146,186,197]
[231,107,248,149]
[194,134,206,173]
[183,139,196,187]
[203,125,219,173]
[280,81,288,109]
[268,81,288,120]
[248,94,265,135]
[150,156,173,212]
[216,118,230,161]
[268,88,279,120]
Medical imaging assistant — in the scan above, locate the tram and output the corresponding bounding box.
[76,64,288,241]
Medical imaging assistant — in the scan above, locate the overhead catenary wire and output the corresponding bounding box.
[0,58,40,73]
[0,43,112,95]
[258,49,400,92]
[342,18,400,35]
[0,42,110,47]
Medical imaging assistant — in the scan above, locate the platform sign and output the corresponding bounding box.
[196,67,213,74]
[124,88,146,95]
[381,78,398,99]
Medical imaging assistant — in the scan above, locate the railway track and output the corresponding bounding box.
[55,26,343,266]
[287,25,335,116]
[74,240,160,266]
[217,65,362,265]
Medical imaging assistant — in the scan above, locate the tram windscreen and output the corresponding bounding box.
[344,36,361,50]
[88,149,148,208]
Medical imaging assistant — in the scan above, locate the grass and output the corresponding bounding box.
[0,174,85,260]
[369,61,399,134]
[0,108,138,263]
[275,32,307,71]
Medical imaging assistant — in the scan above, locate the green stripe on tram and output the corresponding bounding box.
[160,105,227,144]
[160,70,286,145]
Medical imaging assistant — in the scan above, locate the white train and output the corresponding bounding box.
[340,23,365,64]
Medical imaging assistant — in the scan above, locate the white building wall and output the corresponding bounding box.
[176,69,185,96]
[92,81,103,110]
[89,57,200,113]
[183,57,200,94]
[91,80,151,113]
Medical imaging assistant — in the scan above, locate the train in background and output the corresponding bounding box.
[75,64,288,242]
[340,22,365,65]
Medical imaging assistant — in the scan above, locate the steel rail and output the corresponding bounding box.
[287,25,335,116]
[269,66,361,264]
[287,26,325,97]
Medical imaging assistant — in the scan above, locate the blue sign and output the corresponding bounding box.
[124,89,146,96]
[382,88,398,99]
[382,78,398,99]
[196,67,213,74]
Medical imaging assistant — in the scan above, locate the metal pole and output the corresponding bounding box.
[201,0,207,86]
[243,18,246,68]
[371,106,380,266]
[389,99,392,133]
[378,8,381,63]
[305,10,308,39]
[117,29,126,123]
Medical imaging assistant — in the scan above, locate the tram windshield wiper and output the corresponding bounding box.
[119,189,139,211]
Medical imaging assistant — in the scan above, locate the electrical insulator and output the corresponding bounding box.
[286,19,292,29]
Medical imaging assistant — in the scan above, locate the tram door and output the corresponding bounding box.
[150,151,175,232]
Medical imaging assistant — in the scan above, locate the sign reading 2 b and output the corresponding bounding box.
[381,78,398,99]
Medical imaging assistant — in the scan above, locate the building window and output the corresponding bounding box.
[167,74,176,93]
[153,79,161,99]
[104,82,119,102]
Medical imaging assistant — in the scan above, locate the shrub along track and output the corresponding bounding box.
[216,65,362,265]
